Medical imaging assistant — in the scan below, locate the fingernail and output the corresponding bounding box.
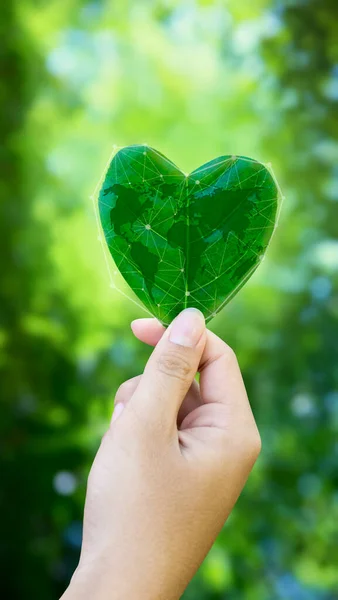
[112,403,124,423]
[169,308,205,348]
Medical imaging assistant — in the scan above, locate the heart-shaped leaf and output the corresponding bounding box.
[98,145,280,324]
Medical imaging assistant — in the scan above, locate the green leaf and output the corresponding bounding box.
[98,145,280,325]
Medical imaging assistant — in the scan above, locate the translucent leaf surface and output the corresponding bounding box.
[99,145,280,324]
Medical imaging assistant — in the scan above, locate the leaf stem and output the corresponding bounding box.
[184,176,190,308]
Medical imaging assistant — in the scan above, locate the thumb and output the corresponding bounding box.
[130,308,206,433]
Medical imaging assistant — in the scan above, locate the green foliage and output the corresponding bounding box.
[1,0,337,599]
[99,145,279,324]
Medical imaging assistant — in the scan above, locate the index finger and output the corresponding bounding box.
[198,330,249,414]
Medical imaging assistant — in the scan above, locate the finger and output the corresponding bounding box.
[130,308,206,432]
[177,380,202,425]
[130,320,203,424]
[179,330,257,441]
[114,375,141,405]
[131,318,165,346]
[199,330,251,415]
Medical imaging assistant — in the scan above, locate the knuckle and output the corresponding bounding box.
[241,426,262,462]
[250,428,262,458]
[116,380,129,395]
[222,342,237,365]
[157,350,192,382]
[215,423,261,469]
[116,378,135,399]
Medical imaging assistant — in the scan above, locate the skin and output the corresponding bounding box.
[61,308,261,600]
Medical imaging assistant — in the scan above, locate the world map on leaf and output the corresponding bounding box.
[98,145,280,325]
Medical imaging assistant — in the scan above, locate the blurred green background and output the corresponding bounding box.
[1,0,338,598]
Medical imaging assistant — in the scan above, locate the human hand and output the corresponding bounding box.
[62,308,261,600]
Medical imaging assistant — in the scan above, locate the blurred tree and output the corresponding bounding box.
[0,2,139,597]
[0,2,87,597]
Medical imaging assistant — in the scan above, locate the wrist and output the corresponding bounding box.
[61,566,117,600]
[61,563,174,600]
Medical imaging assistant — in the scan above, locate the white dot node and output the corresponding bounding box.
[185,291,190,296]
[160,174,164,178]
[145,224,151,230]
[142,287,145,291]
[184,173,189,178]
[267,162,272,168]
[129,182,132,185]
[157,304,160,307]
[143,152,146,156]
[180,268,184,272]
[212,313,217,318]
[143,179,145,182]
[231,155,236,161]
[196,180,200,185]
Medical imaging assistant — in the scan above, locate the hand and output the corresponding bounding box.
[62,308,261,600]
